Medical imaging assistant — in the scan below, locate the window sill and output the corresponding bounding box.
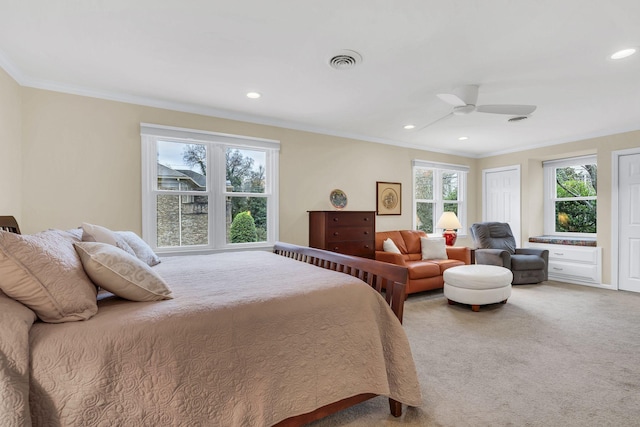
[528,236,597,247]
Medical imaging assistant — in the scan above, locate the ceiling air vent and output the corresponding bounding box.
[328,50,362,70]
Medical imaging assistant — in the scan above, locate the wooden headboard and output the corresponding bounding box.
[0,216,20,234]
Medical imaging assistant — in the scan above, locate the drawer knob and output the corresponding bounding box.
[333,218,339,222]
[363,217,369,221]
[333,232,339,236]
[333,247,339,251]
[363,231,369,235]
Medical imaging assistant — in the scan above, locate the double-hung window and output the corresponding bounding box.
[141,123,279,253]
[413,160,468,234]
[543,155,597,236]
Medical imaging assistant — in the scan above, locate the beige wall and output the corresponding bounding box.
[18,87,475,245]
[0,68,22,222]
[476,131,640,286]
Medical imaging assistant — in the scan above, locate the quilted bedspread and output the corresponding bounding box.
[2,251,421,426]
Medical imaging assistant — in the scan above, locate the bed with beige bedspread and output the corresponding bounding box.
[0,226,421,426]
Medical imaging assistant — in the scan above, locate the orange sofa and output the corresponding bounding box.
[375,230,471,296]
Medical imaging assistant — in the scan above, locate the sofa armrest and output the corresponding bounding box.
[446,246,471,264]
[375,251,407,266]
[475,248,512,269]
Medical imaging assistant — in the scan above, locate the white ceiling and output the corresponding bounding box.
[1,0,639,157]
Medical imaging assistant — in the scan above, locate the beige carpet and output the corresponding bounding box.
[309,281,640,426]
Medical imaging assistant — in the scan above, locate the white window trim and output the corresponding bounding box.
[141,123,279,254]
[412,159,469,236]
[543,155,597,237]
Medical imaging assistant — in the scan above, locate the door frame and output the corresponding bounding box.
[482,164,521,246]
[611,147,640,290]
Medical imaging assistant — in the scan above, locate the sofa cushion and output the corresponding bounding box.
[399,230,427,254]
[428,259,466,275]
[375,231,407,253]
[406,260,441,279]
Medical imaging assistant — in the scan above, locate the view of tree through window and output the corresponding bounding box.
[414,165,465,233]
[554,163,597,233]
[155,141,268,247]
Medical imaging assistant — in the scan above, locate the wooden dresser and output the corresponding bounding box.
[308,211,375,259]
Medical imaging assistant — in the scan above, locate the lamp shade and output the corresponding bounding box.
[436,211,462,230]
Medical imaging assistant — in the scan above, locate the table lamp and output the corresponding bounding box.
[437,211,462,246]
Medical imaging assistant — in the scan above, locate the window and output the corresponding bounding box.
[413,160,468,234]
[543,155,597,236]
[141,123,279,253]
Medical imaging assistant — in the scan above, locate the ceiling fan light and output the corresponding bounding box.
[610,48,636,60]
[458,136,468,141]
[403,124,416,130]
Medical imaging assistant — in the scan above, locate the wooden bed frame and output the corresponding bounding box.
[272,241,409,426]
[0,218,410,425]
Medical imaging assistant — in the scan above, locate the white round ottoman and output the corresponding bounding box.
[443,265,513,312]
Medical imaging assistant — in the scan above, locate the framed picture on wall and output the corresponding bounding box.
[376,181,401,215]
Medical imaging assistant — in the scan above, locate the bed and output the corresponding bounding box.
[0,218,421,426]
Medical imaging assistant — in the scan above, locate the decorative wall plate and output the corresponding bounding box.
[329,189,348,209]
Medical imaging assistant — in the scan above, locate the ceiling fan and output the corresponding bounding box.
[421,84,537,128]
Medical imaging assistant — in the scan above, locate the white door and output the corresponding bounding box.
[482,166,521,246]
[618,153,640,293]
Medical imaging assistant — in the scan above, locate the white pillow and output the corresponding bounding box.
[81,222,136,257]
[420,237,448,260]
[116,231,161,266]
[383,238,401,254]
[74,242,173,302]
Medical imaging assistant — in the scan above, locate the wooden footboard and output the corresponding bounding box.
[273,242,408,323]
[272,242,409,426]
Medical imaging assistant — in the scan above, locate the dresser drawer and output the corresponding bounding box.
[325,226,373,242]
[326,240,375,257]
[545,246,599,263]
[548,260,600,283]
[308,211,376,259]
[325,211,374,227]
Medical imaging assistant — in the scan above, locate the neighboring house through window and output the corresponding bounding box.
[543,155,597,236]
[141,123,279,253]
[413,160,468,235]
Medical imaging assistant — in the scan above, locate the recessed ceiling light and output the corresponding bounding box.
[246,92,261,99]
[458,136,468,141]
[403,124,416,130]
[610,48,637,60]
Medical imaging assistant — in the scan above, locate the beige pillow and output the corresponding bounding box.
[383,237,402,254]
[82,222,136,257]
[74,242,172,302]
[116,231,161,266]
[420,236,449,260]
[0,229,98,323]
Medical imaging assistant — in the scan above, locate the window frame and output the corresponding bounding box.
[141,123,279,254]
[412,160,468,236]
[543,155,597,237]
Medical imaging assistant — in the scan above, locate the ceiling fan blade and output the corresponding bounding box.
[436,93,466,107]
[417,112,454,130]
[476,104,537,115]
[437,84,480,107]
